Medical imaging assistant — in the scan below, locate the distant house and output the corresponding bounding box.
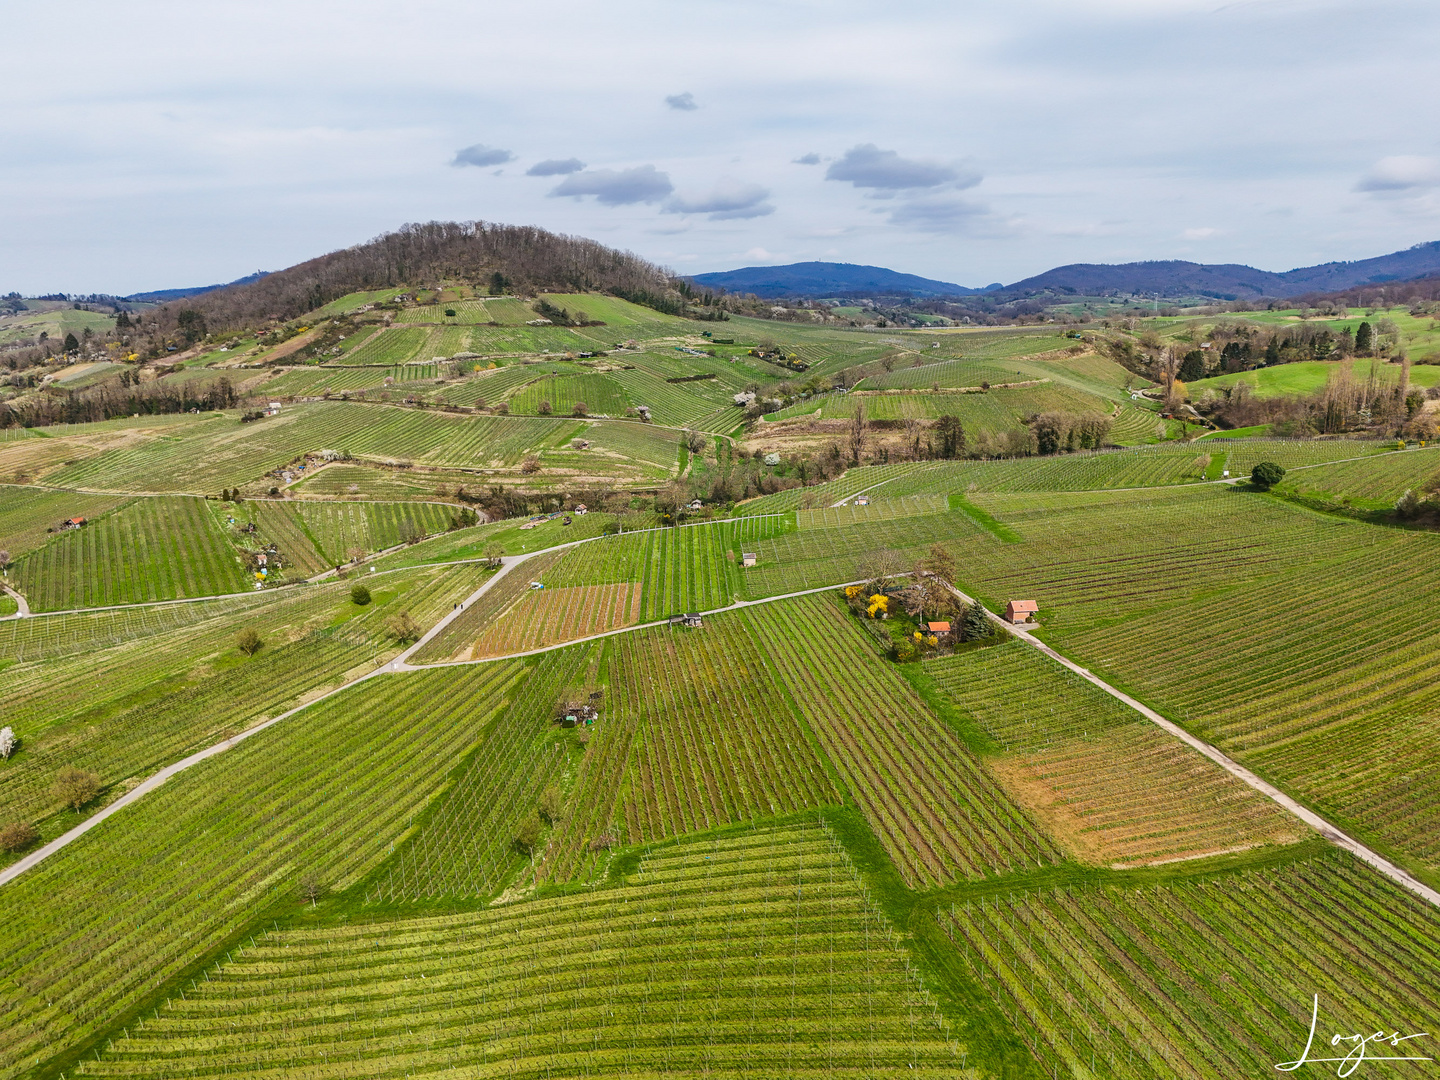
[927,621,951,636]
[668,612,703,628]
[58,516,87,531]
[1005,600,1038,624]
[573,503,588,515]
[688,499,703,511]
[741,552,757,568]
[855,495,870,506]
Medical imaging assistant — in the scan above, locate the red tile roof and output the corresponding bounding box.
[927,621,951,633]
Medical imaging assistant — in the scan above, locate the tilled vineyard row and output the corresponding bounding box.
[409,550,566,663]
[15,496,250,611]
[925,641,1302,865]
[942,853,1440,1080]
[371,652,569,902]
[610,622,839,845]
[0,663,521,1080]
[84,825,960,1080]
[464,581,641,658]
[745,595,1060,886]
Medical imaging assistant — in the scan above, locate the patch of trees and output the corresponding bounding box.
[1199,360,1438,438]
[0,374,241,428]
[146,221,686,334]
[1028,411,1112,454]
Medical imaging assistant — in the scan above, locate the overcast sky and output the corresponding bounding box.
[5,0,1439,294]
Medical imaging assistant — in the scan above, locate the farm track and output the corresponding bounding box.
[940,581,1440,911]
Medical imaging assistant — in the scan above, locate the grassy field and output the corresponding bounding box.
[1189,355,1440,398]
[507,372,632,417]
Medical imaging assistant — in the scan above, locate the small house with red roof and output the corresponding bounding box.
[1005,600,1038,624]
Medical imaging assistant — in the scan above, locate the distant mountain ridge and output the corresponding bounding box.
[124,272,271,304]
[995,241,1440,300]
[690,243,1440,302]
[690,261,988,298]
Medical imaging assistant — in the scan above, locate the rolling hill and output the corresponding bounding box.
[690,260,989,298]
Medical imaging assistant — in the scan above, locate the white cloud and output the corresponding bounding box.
[826,144,979,191]
[549,165,673,206]
[792,152,821,165]
[665,92,697,111]
[1182,226,1218,239]
[1355,155,1440,193]
[665,180,773,220]
[526,158,585,176]
[451,143,514,168]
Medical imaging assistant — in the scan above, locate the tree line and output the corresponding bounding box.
[0,375,242,428]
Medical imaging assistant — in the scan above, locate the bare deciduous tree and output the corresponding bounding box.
[51,766,101,811]
[857,548,904,591]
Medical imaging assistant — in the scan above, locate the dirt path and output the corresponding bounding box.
[943,582,1440,910]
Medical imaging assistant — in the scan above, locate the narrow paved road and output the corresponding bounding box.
[0,553,532,890]
[942,581,1440,910]
[1,584,29,619]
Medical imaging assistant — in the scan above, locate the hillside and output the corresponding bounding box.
[124,271,271,304]
[996,240,1440,300]
[691,260,984,298]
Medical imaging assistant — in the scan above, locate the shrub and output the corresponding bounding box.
[51,766,101,811]
[537,399,552,416]
[514,811,543,855]
[1395,489,1424,520]
[571,401,588,417]
[236,627,264,656]
[1250,461,1285,489]
[538,784,563,824]
[520,455,542,474]
[0,820,39,853]
[350,583,371,605]
[0,725,17,760]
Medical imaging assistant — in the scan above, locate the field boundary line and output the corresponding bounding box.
[942,581,1440,910]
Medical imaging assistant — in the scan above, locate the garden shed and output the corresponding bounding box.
[669,612,703,628]
[1005,600,1038,624]
[741,552,757,568]
[926,621,951,636]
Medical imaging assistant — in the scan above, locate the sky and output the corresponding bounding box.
[4,0,1440,295]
